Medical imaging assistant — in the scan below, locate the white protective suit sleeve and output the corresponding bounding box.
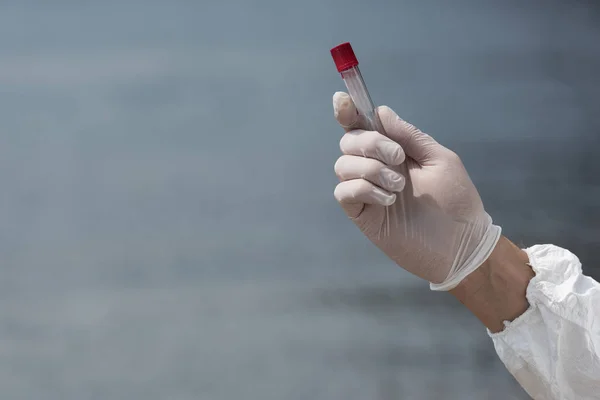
[488,244,600,400]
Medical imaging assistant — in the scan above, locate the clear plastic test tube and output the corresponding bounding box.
[330,42,385,134]
[330,42,405,236]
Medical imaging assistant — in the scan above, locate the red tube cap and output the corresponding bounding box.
[330,42,358,73]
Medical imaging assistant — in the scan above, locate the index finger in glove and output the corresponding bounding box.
[340,130,405,166]
[377,105,443,164]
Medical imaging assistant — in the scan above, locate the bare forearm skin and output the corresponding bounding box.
[450,236,535,333]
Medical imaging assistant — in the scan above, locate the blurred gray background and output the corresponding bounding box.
[0,0,598,399]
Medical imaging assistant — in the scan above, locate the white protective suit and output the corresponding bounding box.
[331,92,600,399]
[490,244,600,399]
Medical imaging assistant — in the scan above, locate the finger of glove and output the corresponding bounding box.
[377,105,442,164]
[334,179,396,218]
[333,92,369,132]
[339,129,405,166]
[335,155,406,193]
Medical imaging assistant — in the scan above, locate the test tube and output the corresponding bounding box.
[330,42,385,133]
[330,42,405,236]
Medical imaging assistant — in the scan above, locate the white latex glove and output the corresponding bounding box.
[333,92,501,290]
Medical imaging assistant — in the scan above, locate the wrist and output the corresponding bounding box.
[450,236,534,333]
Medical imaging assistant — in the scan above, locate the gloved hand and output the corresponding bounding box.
[332,92,501,290]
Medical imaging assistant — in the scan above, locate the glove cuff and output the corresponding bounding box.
[429,223,502,291]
